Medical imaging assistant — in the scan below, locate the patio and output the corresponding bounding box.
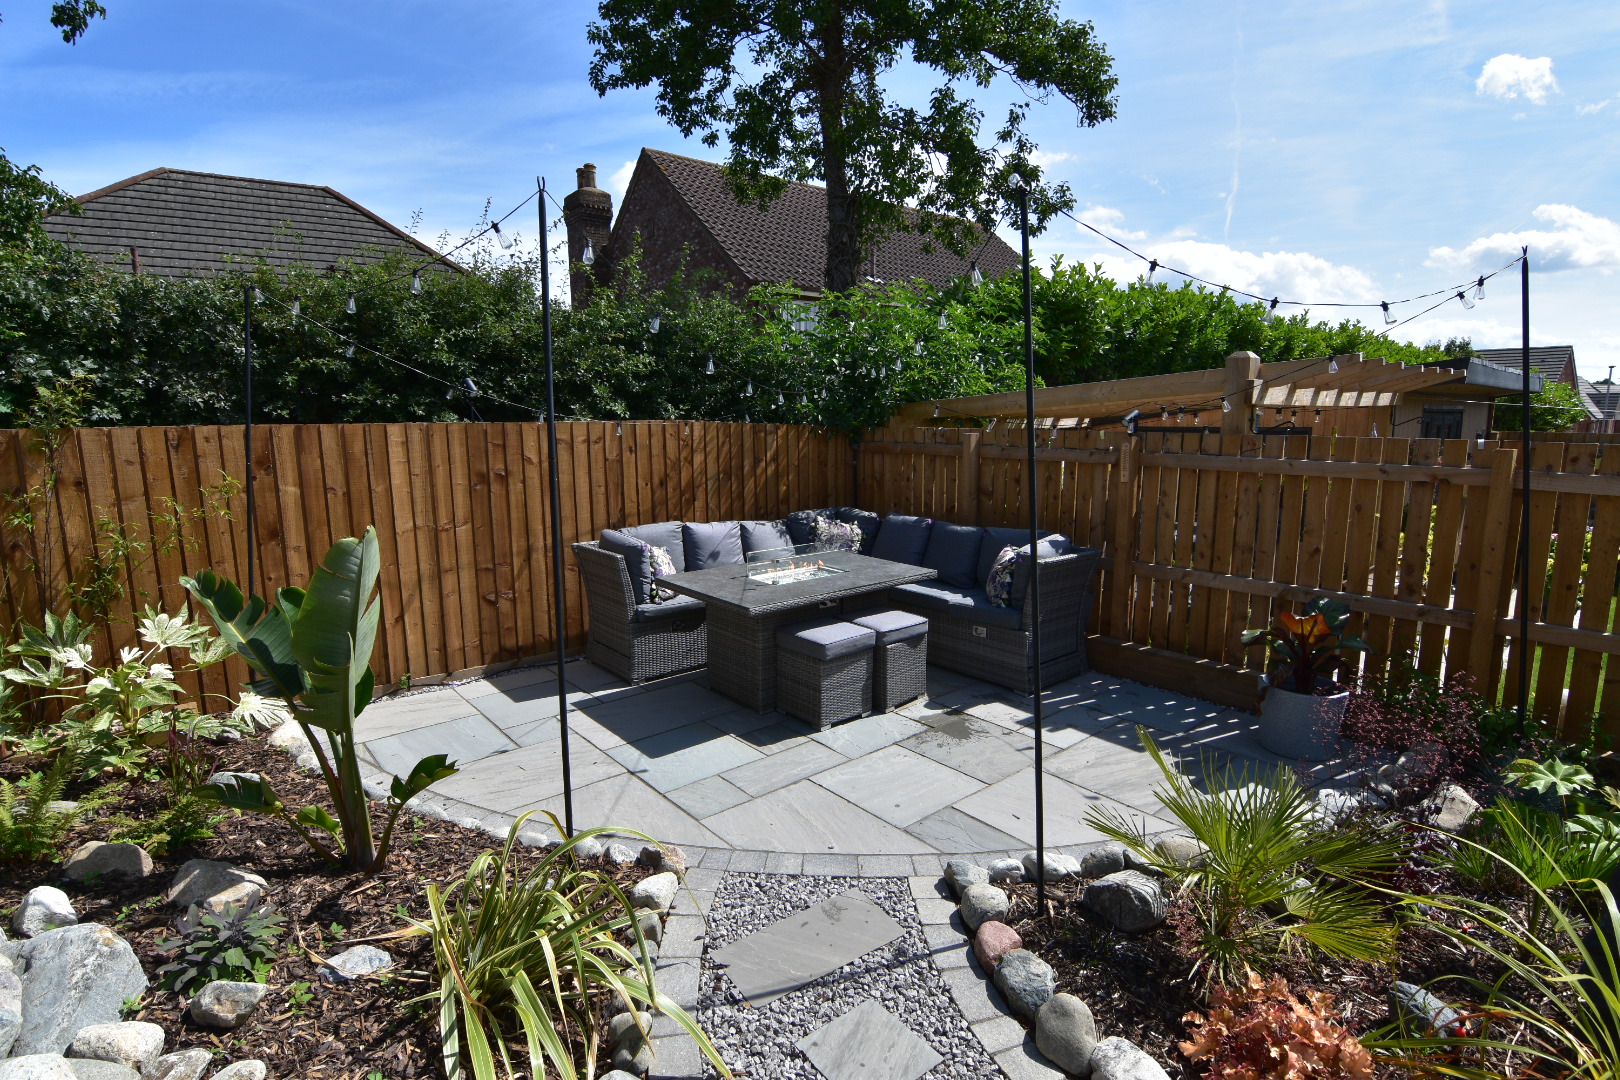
[353,657,1309,869]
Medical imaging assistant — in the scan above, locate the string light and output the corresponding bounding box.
[1146,259,1158,283]
[581,237,595,266]
[1263,297,1279,324]
[411,271,423,295]
[1474,276,1486,301]
[704,355,715,375]
[1328,357,1340,374]
[463,378,479,396]
[345,293,356,314]
[1123,408,1141,435]
[345,342,355,358]
[490,221,516,250]
[744,380,754,397]
[290,299,300,317]
[252,288,264,303]
[776,391,785,405]
[1458,290,1475,310]
[650,315,661,333]
[1160,405,1170,422]
[615,422,623,436]
[933,403,941,417]
[1314,409,1323,423]
[969,261,984,287]
[1221,397,1232,413]
[937,312,948,330]
[1381,301,1395,325]
[914,341,923,356]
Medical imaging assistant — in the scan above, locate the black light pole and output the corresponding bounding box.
[241,284,256,598]
[1518,248,1531,735]
[1019,184,1047,908]
[539,176,575,835]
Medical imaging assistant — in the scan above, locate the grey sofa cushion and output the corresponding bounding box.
[852,610,928,644]
[775,620,877,661]
[922,521,984,588]
[784,509,823,546]
[871,514,933,565]
[976,526,1055,586]
[740,519,794,556]
[890,582,1024,630]
[633,595,707,624]
[683,520,744,569]
[600,528,675,606]
[621,521,687,573]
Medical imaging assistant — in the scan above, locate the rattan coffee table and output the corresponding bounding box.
[662,551,936,712]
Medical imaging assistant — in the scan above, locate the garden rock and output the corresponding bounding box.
[1080,842,1128,879]
[165,862,266,915]
[319,945,393,984]
[604,843,638,866]
[267,722,309,752]
[1083,871,1166,933]
[1036,993,1098,1078]
[0,969,21,1057]
[599,1074,639,1080]
[958,883,1010,930]
[65,1061,140,1080]
[972,921,1022,970]
[1397,749,1440,783]
[944,859,989,897]
[62,843,153,883]
[208,1063,266,1080]
[65,1022,164,1072]
[986,857,1024,884]
[993,949,1056,1019]
[189,981,269,1030]
[1152,834,1207,868]
[143,1049,212,1080]
[0,1056,78,1080]
[607,1011,653,1074]
[1414,783,1479,833]
[1314,787,1385,824]
[629,872,679,912]
[1390,981,1463,1035]
[1090,1036,1171,1080]
[1022,850,1081,881]
[635,912,664,944]
[13,889,77,938]
[639,844,687,874]
[13,924,148,1057]
[570,836,605,860]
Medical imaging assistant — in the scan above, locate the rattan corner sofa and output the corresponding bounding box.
[572,509,1100,694]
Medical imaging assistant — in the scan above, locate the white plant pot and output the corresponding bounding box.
[1257,685,1349,761]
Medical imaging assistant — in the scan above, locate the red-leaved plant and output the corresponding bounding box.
[1180,969,1373,1080]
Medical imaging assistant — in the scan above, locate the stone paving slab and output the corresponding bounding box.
[362,713,517,777]
[811,744,986,828]
[797,999,943,1080]
[710,890,906,1006]
[722,739,847,797]
[702,779,936,855]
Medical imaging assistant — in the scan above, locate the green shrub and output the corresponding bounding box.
[0,742,98,861]
[406,813,729,1080]
[1085,728,1404,986]
[154,901,286,993]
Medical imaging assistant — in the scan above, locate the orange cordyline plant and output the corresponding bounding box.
[1242,598,1370,695]
[1181,968,1374,1080]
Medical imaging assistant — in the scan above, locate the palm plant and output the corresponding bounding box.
[1084,728,1404,986]
[405,813,730,1080]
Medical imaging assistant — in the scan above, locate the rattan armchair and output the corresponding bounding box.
[571,541,708,683]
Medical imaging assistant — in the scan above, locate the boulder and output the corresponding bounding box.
[1036,993,1099,1078]
[944,859,989,898]
[973,921,1023,970]
[12,889,77,938]
[635,912,664,944]
[1080,842,1128,880]
[1396,749,1440,784]
[1090,1037,1171,1080]
[65,1022,164,1072]
[958,884,1010,931]
[65,1061,140,1080]
[638,844,688,874]
[0,1056,78,1080]
[1314,787,1385,825]
[1415,783,1479,833]
[629,872,679,913]
[165,862,267,915]
[1083,871,1166,933]
[143,1049,213,1080]
[607,1010,653,1074]
[1151,834,1207,869]
[1022,851,1081,882]
[13,925,148,1057]
[604,843,638,866]
[986,858,1025,884]
[266,722,310,752]
[570,836,605,860]
[1390,981,1464,1035]
[209,1063,266,1080]
[61,843,153,883]
[189,981,269,1030]
[319,945,393,984]
[993,949,1056,1019]
[0,968,21,1056]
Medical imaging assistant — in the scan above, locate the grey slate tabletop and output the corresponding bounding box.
[663,550,936,615]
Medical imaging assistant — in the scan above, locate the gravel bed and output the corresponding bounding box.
[700,873,1003,1080]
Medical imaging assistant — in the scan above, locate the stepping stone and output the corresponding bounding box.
[710,891,905,1006]
[797,999,943,1080]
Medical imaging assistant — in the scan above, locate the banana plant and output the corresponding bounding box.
[182,527,457,873]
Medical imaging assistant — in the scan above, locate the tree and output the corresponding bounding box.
[1493,379,1590,432]
[1,2,107,43]
[588,0,1117,293]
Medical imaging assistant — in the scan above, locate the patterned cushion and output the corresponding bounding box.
[828,507,881,553]
[641,542,679,603]
[985,545,1023,607]
[812,516,863,552]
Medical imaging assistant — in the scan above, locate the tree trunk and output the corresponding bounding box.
[817,6,860,294]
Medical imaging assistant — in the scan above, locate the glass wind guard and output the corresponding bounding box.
[745,542,849,586]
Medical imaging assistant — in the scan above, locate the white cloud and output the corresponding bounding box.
[1029,150,1074,169]
[1577,95,1616,116]
[607,159,636,202]
[1074,205,1148,241]
[1475,54,1560,105]
[1428,205,1620,273]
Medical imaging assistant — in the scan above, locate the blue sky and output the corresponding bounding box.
[3,0,1616,375]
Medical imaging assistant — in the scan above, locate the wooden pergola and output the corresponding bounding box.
[891,351,1523,432]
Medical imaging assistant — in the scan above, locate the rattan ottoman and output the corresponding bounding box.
[851,610,928,710]
[774,620,876,730]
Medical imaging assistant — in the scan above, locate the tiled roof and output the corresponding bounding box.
[1578,378,1616,420]
[1472,346,1574,384]
[642,148,1020,292]
[41,168,448,277]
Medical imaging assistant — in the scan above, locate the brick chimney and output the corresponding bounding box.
[563,163,613,305]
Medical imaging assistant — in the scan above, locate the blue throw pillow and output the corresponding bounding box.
[682,520,744,569]
[621,520,686,572]
[870,514,933,564]
[922,521,984,588]
[740,519,794,556]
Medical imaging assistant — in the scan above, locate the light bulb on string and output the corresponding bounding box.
[1160,405,1170,422]
[615,422,623,436]
[914,341,923,356]
[933,403,941,418]
[650,315,661,333]
[969,261,983,287]
[1314,409,1323,424]
[776,391,785,405]
[1328,358,1340,374]
[252,288,264,303]
[1263,297,1279,324]
[893,358,903,374]
[744,381,754,397]
[1192,412,1201,425]
[345,293,356,314]
[1221,397,1232,413]
[490,221,516,250]
[937,312,948,330]
[704,355,715,375]
[1458,290,1475,310]
[411,271,423,295]
[1381,301,1395,325]
[345,342,355,358]
[291,298,300,317]
[1474,276,1486,301]
[581,237,595,266]
[1176,408,1185,423]
[1146,259,1158,283]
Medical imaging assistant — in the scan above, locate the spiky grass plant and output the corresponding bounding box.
[406,813,729,1080]
[1084,728,1404,986]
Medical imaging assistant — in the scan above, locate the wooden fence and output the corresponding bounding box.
[861,425,1620,741]
[0,422,852,706]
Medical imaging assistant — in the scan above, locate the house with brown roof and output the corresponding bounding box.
[42,167,450,277]
[562,149,1020,304]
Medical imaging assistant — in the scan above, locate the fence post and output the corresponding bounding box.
[958,429,982,525]
[1465,446,1522,688]
[1223,351,1261,435]
[1109,437,1138,638]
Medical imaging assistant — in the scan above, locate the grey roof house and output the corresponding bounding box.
[41,167,450,277]
[1472,345,1604,419]
[562,149,1020,303]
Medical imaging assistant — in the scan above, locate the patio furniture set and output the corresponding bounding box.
[573,507,1101,727]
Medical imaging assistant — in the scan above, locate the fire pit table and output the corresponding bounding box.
[661,547,937,712]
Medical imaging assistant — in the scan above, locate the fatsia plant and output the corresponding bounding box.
[183,526,457,872]
[1085,728,1403,986]
[1241,597,1369,694]
[402,813,730,1080]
